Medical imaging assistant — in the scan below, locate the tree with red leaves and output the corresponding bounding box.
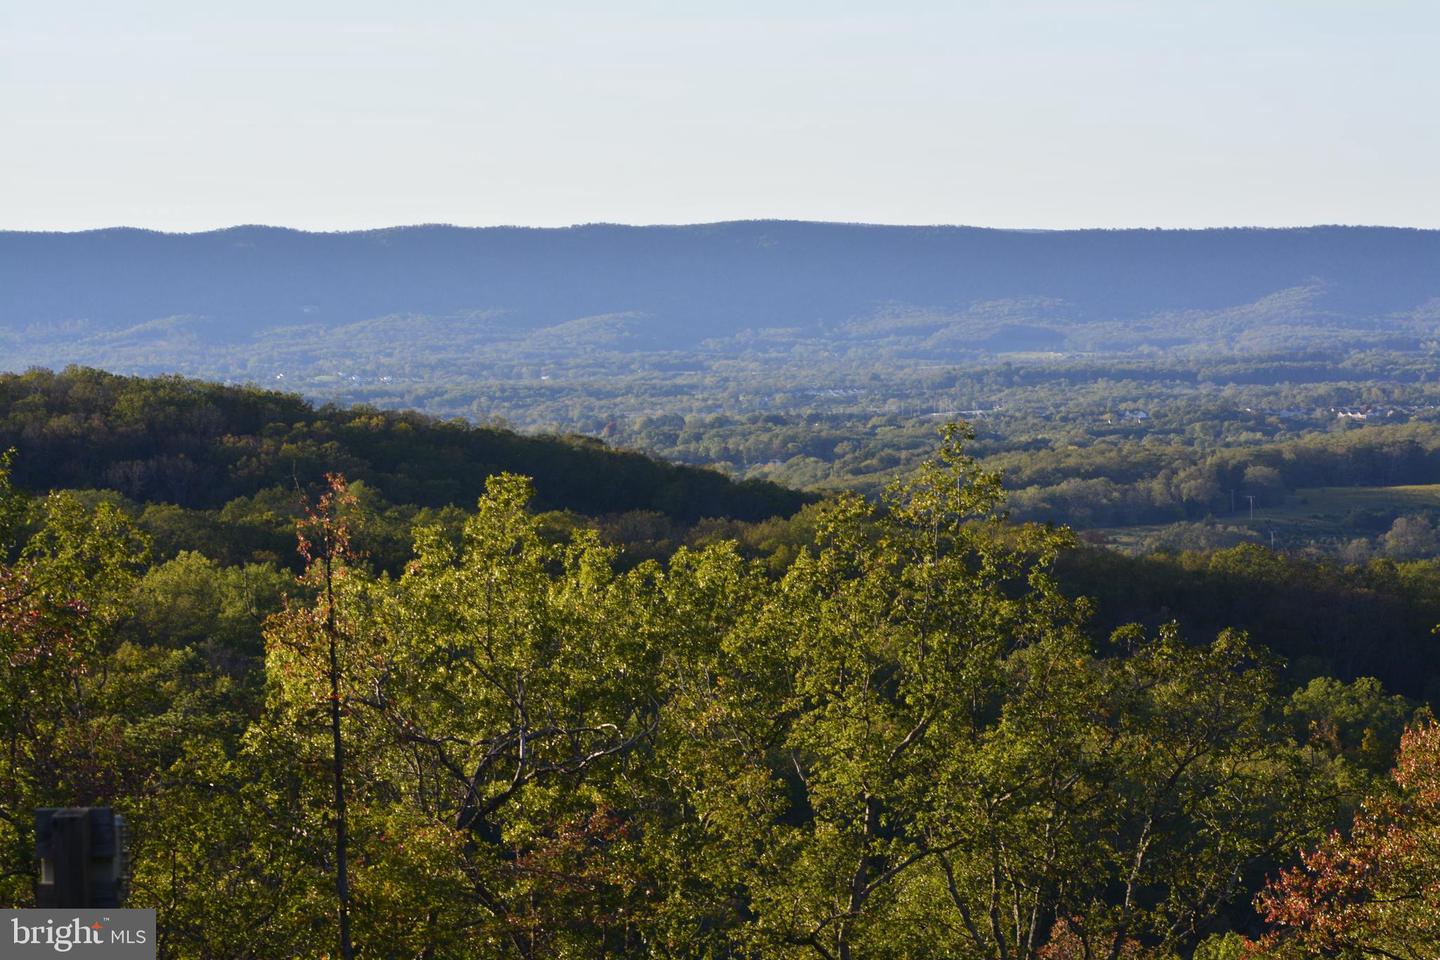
[1255,719,1440,958]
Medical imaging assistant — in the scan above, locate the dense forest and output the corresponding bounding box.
[3,371,1439,957]
[0,367,806,522]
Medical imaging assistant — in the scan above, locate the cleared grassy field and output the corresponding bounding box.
[1270,485,1440,534]
[1098,484,1440,552]
[1286,484,1440,515]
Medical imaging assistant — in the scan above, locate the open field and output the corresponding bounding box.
[1099,484,1440,552]
[1285,484,1440,520]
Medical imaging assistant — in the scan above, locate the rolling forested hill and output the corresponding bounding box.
[0,367,806,522]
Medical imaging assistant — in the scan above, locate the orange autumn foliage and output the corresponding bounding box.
[1254,720,1440,958]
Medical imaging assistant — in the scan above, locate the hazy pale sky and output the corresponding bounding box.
[3,1,1437,232]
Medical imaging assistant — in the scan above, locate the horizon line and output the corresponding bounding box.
[2,219,1437,238]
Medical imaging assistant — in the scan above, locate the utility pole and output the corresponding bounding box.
[1246,495,1256,520]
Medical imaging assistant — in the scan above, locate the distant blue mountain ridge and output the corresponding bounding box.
[2,222,1438,359]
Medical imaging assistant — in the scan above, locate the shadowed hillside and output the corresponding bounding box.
[0,367,808,522]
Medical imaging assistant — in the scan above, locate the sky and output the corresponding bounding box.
[2,1,1437,233]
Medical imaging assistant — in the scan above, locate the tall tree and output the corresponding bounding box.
[260,475,366,959]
